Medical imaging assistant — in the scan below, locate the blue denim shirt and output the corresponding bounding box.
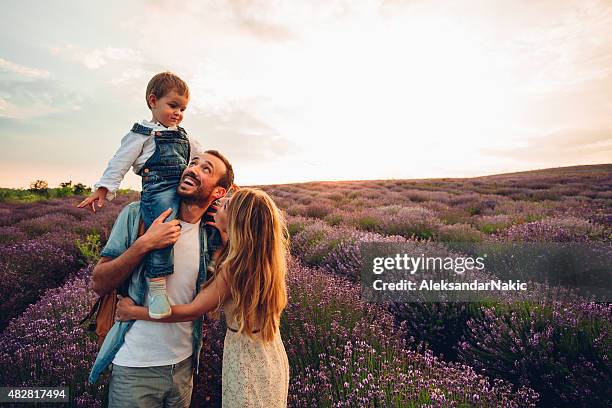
[88,201,221,384]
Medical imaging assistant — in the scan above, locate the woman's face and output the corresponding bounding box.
[213,196,230,232]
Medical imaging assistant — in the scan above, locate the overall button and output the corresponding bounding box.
[143,168,149,173]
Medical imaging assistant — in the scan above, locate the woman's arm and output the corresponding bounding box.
[117,267,230,323]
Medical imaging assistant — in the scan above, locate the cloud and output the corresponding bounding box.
[0,58,50,79]
[108,67,149,85]
[225,0,300,41]
[505,2,612,94]
[50,45,142,70]
[0,57,63,119]
[0,76,82,120]
[481,128,612,163]
[135,0,371,45]
[190,101,301,164]
[235,18,298,42]
[78,46,142,70]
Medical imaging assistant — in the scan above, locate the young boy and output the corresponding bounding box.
[78,71,202,319]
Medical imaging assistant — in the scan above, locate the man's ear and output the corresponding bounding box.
[213,186,227,200]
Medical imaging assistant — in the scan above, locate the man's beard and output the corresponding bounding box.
[178,183,214,205]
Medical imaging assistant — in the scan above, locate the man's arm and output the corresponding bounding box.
[91,242,149,296]
[91,208,181,296]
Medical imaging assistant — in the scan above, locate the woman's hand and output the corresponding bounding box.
[206,197,229,244]
[137,208,181,251]
[115,295,137,321]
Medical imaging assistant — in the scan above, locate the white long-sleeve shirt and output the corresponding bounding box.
[94,119,203,200]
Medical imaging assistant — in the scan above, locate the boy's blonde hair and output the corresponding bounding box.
[215,188,289,343]
[145,71,189,109]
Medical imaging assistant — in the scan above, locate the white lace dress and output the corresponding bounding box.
[221,303,289,407]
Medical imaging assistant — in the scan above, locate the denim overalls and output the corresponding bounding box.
[132,122,190,279]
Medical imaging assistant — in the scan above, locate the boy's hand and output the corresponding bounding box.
[77,187,108,213]
[138,208,181,251]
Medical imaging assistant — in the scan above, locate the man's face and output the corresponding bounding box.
[177,153,227,204]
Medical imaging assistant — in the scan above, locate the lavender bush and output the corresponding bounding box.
[16,213,80,237]
[283,259,539,407]
[0,258,539,407]
[0,165,609,406]
[191,315,226,407]
[288,216,408,281]
[287,214,611,406]
[495,216,607,243]
[458,301,612,407]
[0,194,135,329]
[0,226,28,244]
[345,205,443,239]
[0,266,108,407]
[435,223,485,242]
[473,214,514,234]
[0,238,80,329]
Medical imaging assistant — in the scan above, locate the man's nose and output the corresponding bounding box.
[191,167,203,177]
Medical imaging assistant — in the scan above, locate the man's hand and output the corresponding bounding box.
[116,295,136,321]
[137,208,182,251]
[77,187,108,213]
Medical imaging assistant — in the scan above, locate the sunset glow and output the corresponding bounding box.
[1,0,611,188]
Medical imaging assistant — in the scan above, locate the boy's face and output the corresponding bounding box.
[148,89,189,128]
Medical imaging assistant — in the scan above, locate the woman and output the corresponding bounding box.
[116,188,290,407]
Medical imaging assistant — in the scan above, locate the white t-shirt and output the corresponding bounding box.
[113,219,201,367]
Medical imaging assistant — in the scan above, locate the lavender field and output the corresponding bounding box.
[0,164,610,407]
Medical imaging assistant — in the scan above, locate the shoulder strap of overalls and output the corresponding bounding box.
[131,123,155,136]
[176,125,190,159]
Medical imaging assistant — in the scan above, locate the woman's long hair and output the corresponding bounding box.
[216,187,289,342]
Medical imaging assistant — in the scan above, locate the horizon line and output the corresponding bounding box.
[2,162,610,190]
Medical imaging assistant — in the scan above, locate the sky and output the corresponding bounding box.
[1,0,611,189]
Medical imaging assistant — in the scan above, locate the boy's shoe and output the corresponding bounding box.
[147,278,172,319]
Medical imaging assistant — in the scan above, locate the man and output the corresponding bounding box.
[88,150,235,408]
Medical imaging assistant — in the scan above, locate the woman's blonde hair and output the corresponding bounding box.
[215,187,289,342]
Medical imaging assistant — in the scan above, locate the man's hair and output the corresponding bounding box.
[205,150,234,190]
[146,71,189,109]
